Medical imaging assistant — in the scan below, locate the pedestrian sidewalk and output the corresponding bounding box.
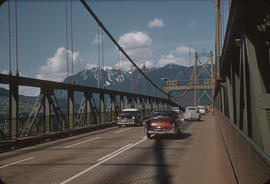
[174,115,237,184]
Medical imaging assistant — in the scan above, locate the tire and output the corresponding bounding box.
[118,125,121,128]
[147,132,152,139]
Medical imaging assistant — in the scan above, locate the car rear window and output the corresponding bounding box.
[187,108,196,110]
[150,111,177,118]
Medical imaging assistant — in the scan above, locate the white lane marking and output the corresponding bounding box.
[59,138,147,184]
[142,136,147,139]
[65,137,100,149]
[0,156,35,169]
[98,144,132,161]
[114,128,131,134]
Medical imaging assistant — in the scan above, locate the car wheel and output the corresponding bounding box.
[147,132,152,139]
[118,125,121,128]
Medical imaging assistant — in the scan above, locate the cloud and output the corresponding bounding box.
[118,31,152,61]
[158,54,187,67]
[148,18,165,28]
[188,21,197,27]
[85,63,98,70]
[36,47,85,82]
[92,33,104,45]
[173,46,195,55]
[158,46,196,67]
[1,70,9,74]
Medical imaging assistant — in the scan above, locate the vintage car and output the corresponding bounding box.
[184,106,201,121]
[145,109,183,139]
[116,108,143,127]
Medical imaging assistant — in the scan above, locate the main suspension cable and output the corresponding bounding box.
[80,0,169,98]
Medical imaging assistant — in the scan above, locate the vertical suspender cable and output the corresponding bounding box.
[101,30,104,89]
[8,0,12,75]
[70,0,74,84]
[15,0,18,76]
[97,26,100,88]
[65,0,69,83]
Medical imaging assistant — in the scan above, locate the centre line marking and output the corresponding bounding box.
[65,137,100,149]
[59,138,147,184]
[98,144,132,161]
[0,156,35,169]
[114,128,131,134]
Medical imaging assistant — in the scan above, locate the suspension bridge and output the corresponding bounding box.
[0,0,269,183]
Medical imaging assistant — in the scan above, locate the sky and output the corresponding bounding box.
[0,0,229,86]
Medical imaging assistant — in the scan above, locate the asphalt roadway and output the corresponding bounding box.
[0,115,236,184]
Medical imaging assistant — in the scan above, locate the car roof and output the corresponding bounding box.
[122,108,139,112]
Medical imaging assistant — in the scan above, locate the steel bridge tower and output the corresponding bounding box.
[162,51,214,107]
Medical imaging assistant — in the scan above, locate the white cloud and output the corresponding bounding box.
[158,54,187,67]
[1,70,9,74]
[36,47,85,82]
[118,31,152,61]
[188,21,197,27]
[158,46,196,67]
[174,46,195,55]
[148,18,165,28]
[92,33,104,45]
[85,63,97,70]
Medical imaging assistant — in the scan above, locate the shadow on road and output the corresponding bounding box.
[153,139,171,184]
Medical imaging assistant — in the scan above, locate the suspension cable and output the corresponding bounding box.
[97,26,101,88]
[8,0,11,75]
[65,0,69,83]
[101,30,104,89]
[80,0,169,97]
[70,0,74,84]
[15,0,18,76]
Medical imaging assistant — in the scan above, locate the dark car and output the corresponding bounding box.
[116,108,143,127]
[145,109,183,139]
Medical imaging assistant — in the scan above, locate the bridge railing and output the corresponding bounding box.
[214,0,270,183]
[0,73,179,140]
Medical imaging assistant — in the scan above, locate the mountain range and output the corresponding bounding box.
[0,64,213,115]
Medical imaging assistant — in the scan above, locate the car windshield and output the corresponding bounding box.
[119,113,132,119]
[150,111,176,119]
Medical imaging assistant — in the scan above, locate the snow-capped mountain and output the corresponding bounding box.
[58,63,213,106]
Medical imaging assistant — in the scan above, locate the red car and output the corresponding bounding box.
[145,109,183,139]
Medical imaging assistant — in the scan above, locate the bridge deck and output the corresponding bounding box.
[0,115,237,184]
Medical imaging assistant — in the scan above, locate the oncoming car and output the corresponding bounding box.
[116,108,143,127]
[184,106,201,121]
[145,109,183,139]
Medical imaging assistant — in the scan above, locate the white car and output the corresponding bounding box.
[197,106,206,115]
[184,106,201,121]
